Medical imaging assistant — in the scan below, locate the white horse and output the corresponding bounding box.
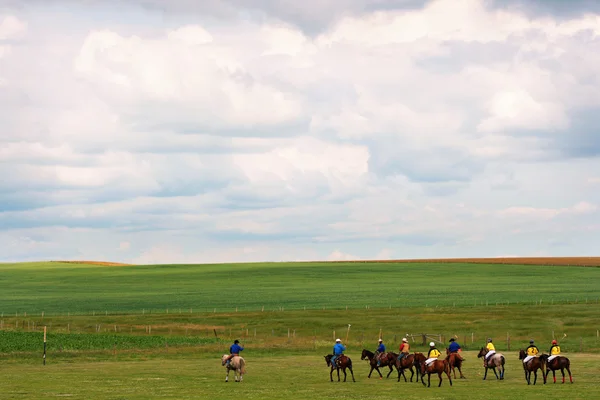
[221,354,246,382]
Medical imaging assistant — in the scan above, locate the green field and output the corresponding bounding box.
[1,261,600,314]
[1,260,600,399]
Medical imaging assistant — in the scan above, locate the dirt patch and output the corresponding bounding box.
[324,257,600,267]
[54,260,132,266]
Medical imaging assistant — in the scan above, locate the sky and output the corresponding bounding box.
[1,0,600,264]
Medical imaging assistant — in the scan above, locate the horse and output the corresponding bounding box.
[518,350,547,385]
[360,349,396,379]
[324,354,356,382]
[445,348,466,379]
[395,352,418,383]
[476,347,505,380]
[221,354,246,382]
[539,354,573,384]
[414,352,452,387]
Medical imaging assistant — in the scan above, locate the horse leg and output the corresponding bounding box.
[560,368,564,384]
[421,369,426,386]
[458,364,466,379]
[409,367,414,382]
[330,367,334,382]
[337,367,341,382]
[225,367,229,382]
[437,371,443,387]
[492,366,499,380]
[566,365,573,383]
[427,372,432,388]
[349,365,356,382]
[386,364,394,379]
[368,366,373,378]
[447,368,453,386]
[483,367,488,380]
[533,370,538,385]
[343,367,347,382]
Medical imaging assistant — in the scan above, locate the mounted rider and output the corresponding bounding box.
[375,338,386,367]
[225,339,244,366]
[483,338,495,367]
[548,339,561,362]
[523,339,539,364]
[331,338,346,367]
[425,341,441,367]
[448,338,465,361]
[398,337,410,362]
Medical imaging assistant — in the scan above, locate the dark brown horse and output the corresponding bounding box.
[445,348,466,379]
[539,354,573,384]
[324,354,356,382]
[360,349,396,379]
[518,350,546,385]
[476,347,505,380]
[415,352,452,387]
[395,352,418,383]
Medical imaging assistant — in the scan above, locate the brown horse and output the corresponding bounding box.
[539,354,573,384]
[445,348,466,379]
[324,354,356,382]
[395,353,418,383]
[415,352,452,387]
[476,347,505,380]
[360,349,396,379]
[518,350,546,385]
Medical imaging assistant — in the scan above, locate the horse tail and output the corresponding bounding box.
[500,355,505,366]
[240,358,246,374]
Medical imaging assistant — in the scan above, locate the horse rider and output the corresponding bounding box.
[523,339,539,364]
[425,341,441,367]
[483,338,496,367]
[375,338,386,367]
[331,338,346,367]
[225,339,244,366]
[398,337,410,363]
[548,339,561,362]
[448,338,465,361]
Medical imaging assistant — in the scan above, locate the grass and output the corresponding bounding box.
[1,261,600,314]
[2,351,599,399]
[1,259,600,398]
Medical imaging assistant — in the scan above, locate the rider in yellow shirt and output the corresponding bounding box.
[425,342,441,367]
[523,339,539,364]
[483,338,496,367]
[548,339,561,362]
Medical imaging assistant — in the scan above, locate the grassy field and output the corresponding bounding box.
[1,259,599,398]
[1,260,600,314]
[2,351,598,399]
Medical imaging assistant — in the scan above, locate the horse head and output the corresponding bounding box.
[221,354,229,366]
[360,349,370,360]
[476,347,486,358]
[324,354,333,366]
[518,349,526,360]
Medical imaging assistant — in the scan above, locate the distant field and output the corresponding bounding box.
[1,259,600,314]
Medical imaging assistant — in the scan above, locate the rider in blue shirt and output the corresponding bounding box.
[331,338,346,366]
[448,338,465,361]
[376,338,386,366]
[226,339,244,366]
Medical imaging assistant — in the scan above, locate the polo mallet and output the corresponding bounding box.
[346,324,351,343]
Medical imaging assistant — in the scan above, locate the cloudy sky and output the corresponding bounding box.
[2,0,600,264]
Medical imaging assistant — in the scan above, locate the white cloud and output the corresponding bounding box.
[327,250,361,261]
[2,0,600,263]
[0,15,26,40]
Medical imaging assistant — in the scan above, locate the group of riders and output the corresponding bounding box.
[224,335,564,369]
[329,336,564,369]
